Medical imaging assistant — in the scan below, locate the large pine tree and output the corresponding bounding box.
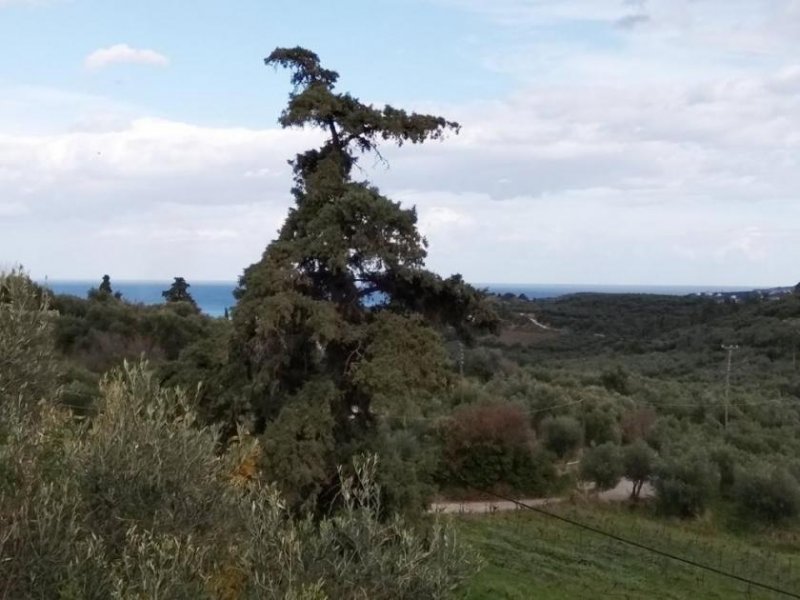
[232,47,497,510]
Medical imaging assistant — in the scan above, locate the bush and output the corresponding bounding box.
[79,363,230,553]
[580,443,623,491]
[709,445,738,496]
[583,408,621,446]
[541,415,583,459]
[462,347,508,382]
[439,402,556,495]
[600,365,631,395]
[620,406,657,444]
[0,361,474,599]
[654,453,719,517]
[733,467,800,524]
[0,270,60,408]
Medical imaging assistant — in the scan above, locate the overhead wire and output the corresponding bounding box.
[456,479,800,599]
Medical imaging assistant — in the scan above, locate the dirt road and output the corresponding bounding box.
[430,479,653,514]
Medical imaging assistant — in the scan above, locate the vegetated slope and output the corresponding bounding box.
[509,291,800,358]
[457,504,800,600]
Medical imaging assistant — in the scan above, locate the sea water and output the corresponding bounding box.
[44,281,751,318]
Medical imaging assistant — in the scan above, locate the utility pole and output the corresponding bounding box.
[784,319,800,372]
[721,344,739,430]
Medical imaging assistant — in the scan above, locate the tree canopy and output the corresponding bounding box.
[89,274,121,301]
[162,277,198,311]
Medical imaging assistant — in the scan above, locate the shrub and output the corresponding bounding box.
[79,362,231,554]
[439,402,555,495]
[600,365,631,395]
[733,467,800,524]
[541,415,583,459]
[241,456,477,599]
[709,445,738,496]
[654,452,719,517]
[0,270,60,409]
[620,406,657,444]
[583,407,621,446]
[462,347,507,382]
[0,361,474,598]
[580,443,623,491]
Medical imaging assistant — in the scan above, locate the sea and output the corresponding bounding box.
[43,281,753,319]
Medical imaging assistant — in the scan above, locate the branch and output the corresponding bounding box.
[327,117,342,151]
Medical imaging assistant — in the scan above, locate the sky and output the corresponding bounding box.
[2,0,800,286]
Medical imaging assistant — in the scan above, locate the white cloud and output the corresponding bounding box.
[84,44,169,71]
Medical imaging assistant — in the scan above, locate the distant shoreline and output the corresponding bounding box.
[41,280,780,318]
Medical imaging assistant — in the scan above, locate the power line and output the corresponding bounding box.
[459,481,800,599]
[377,394,799,426]
[377,398,589,424]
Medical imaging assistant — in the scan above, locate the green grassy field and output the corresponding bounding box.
[456,502,800,599]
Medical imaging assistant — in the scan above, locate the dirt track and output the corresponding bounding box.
[430,479,653,514]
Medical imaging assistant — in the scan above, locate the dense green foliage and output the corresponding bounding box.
[654,452,720,517]
[437,401,557,496]
[476,290,800,521]
[733,467,800,524]
[541,415,584,459]
[0,274,473,598]
[0,367,472,599]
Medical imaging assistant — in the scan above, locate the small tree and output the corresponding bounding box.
[541,415,583,459]
[88,274,117,301]
[620,406,657,444]
[580,442,623,491]
[99,274,112,294]
[623,440,656,500]
[733,467,800,524]
[654,452,719,517]
[161,277,199,311]
[583,408,621,446]
[710,445,737,496]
